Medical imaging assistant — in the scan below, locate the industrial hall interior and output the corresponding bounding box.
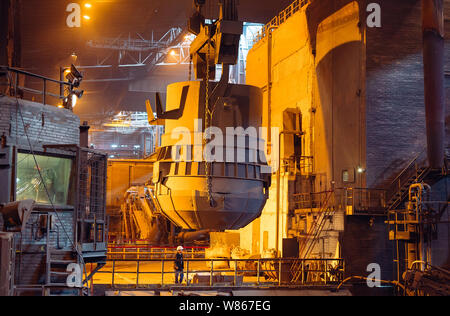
[0,0,449,297]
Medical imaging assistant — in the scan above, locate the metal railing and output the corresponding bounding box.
[0,66,70,105]
[294,188,387,215]
[94,258,344,289]
[341,188,387,215]
[282,156,314,176]
[107,245,207,260]
[293,191,333,210]
[385,150,428,209]
[254,0,310,43]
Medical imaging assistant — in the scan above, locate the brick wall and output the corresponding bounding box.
[0,95,80,147]
[0,96,81,289]
[20,211,74,249]
[365,0,450,187]
[15,211,75,286]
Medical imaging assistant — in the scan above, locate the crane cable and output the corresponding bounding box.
[204,39,215,207]
[14,99,89,292]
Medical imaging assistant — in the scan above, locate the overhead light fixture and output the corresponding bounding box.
[63,64,84,110]
[85,3,92,8]
[83,15,91,20]
[65,64,83,87]
[73,89,84,99]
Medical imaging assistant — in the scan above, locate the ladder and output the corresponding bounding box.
[44,246,82,296]
[43,212,83,296]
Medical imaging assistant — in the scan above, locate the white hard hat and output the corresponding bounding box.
[177,246,184,251]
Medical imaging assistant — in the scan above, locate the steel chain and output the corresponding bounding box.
[204,39,214,207]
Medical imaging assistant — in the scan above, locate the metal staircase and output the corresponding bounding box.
[387,166,431,210]
[386,150,447,211]
[44,246,82,296]
[290,191,336,283]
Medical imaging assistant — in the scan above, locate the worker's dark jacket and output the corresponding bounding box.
[174,253,184,271]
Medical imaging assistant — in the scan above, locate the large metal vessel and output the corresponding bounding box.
[152,80,270,230]
[149,0,271,231]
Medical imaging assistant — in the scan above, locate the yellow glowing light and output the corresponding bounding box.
[103,123,132,128]
[58,104,64,109]
[83,15,91,20]
[170,50,176,56]
[64,69,71,74]
[85,3,92,8]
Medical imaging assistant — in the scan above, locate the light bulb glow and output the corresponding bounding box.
[71,94,78,107]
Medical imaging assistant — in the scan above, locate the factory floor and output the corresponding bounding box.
[90,260,272,286]
[89,261,352,296]
[90,260,212,286]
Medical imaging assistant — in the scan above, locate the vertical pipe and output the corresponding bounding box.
[60,67,64,98]
[422,0,445,169]
[276,132,283,255]
[42,79,46,105]
[267,26,277,147]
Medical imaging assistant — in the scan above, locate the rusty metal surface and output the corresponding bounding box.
[0,200,34,232]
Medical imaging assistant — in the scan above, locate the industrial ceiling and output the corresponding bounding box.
[18,0,293,119]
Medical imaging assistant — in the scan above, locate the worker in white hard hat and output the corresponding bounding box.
[174,246,184,284]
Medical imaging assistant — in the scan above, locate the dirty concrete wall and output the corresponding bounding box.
[242,0,364,254]
[243,8,312,253]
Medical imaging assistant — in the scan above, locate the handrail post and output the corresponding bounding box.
[234,259,237,286]
[161,259,164,286]
[112,260,116,288]
[186,260,190,286]
[257,259,260,285]
[136,261,140,288]
[301,260,305,284]
[210,259,213,287]
[278,258,282,286]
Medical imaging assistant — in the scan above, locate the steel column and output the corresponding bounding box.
[422,0,445,169]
